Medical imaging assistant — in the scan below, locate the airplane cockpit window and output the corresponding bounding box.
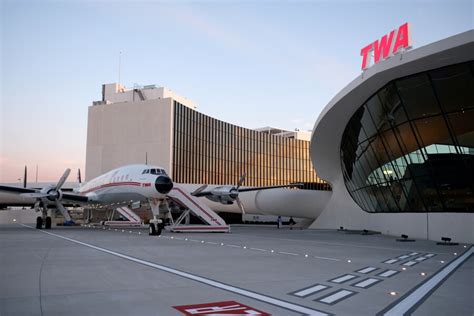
[150,169,160,175]
[142,169,167,175]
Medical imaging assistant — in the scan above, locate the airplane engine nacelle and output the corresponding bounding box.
[217,195,235,205]
[46,189,63,202]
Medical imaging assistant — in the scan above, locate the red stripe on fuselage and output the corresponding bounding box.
[81,182,142,194]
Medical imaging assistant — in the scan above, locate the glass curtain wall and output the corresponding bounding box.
[173,102,330,191]
[341,61,474,213]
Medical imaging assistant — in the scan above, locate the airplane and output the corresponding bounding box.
[191,174,302,215]
[1,165,303,234]
[0,164,173,235]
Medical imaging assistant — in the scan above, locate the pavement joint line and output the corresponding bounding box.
[313,256,341,262]
[22,225,329,316]
[79,226,344,262]
[237,233,452,255]
[278,251,299,256]
[250,248,268,252]
[381,246,474,316]
[81,226,384,263]
[226,244,241,248]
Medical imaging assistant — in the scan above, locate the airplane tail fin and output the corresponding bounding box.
[23,166,27,188]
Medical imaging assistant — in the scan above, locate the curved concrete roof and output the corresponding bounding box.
[310,30,474,185]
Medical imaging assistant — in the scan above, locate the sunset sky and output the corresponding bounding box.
[1,0,472,183]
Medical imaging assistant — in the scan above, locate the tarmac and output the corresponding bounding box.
[0,222,472,316]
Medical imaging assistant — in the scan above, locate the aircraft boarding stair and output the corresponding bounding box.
[103,206,142,227]
[166,185,230,233]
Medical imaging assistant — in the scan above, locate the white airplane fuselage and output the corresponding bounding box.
[76,164,173,205]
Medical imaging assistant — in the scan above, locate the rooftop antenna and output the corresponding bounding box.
[118,51,122,88]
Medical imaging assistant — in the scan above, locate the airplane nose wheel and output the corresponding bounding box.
[149,223,163,236]
[149,223,157,235]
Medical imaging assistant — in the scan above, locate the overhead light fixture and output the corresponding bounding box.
[383,169,394,175]
[389,291,398,296]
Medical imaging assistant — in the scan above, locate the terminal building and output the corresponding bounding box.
[310,30,473,243]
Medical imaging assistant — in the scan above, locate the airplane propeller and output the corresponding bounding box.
[235,173,246,216]
[191,184,208,196]
[190,172,302,221]
[20,169,73,223]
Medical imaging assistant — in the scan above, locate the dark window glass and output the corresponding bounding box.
[430,63,474,112]
[396,73,441,119]
[365,95,391,134]
[447,109,474,151]
[378,83,407,126]
[342,62,474,213]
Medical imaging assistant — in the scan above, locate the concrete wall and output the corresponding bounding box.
[85,98,174,180]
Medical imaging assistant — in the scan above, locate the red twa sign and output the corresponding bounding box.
[360,22,412,70]
[173,300,270,315]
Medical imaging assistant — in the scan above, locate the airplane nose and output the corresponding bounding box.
[155,176,173,194]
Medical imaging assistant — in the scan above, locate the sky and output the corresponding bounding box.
[0,0,472,182]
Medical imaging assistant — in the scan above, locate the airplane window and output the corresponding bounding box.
[150,169,163,175]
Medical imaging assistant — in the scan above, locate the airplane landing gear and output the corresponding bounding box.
[149,222,163,236]
[45,216,52,229]
[36,216,43,229]
[149,223,156,235]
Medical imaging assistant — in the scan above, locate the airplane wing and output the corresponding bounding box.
[190,184,212,197]
[238,183,303,192]
[0,185,88,203]
[0,185,37,194]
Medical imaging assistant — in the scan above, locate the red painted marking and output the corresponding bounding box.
[174,301,270,315]
[171,187,222,226]
[81,182,141,194]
